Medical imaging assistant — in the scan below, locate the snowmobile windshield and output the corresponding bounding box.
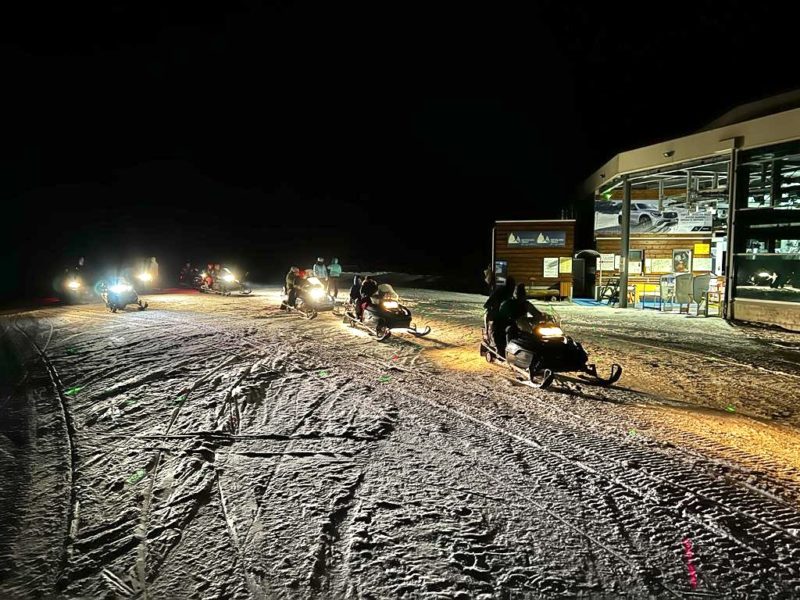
[375,284,399,300]
[306,276,324,287]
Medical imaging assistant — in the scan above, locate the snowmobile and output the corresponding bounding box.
[60,271,96,304]
[480,311,621,389]
[342,283,431,341]
[280,276,333,319]
[98,278,148,313]
[199,268,252,296]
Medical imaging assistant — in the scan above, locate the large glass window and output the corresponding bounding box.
[734,253,800,302]
[739,141,800,210]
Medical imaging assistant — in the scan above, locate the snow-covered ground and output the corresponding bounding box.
[2,286,800,599]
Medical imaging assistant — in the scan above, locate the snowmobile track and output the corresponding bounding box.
[335,355,800,595]
[12,317,80,592]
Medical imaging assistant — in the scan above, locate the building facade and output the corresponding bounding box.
[583,93,800,331]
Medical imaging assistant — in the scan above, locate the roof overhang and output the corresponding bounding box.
[584,107,800,196]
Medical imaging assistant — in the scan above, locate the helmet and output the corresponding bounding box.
[291,266,299,273]
[317,257,324,262]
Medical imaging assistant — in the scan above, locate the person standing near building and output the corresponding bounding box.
[327,257,342,298]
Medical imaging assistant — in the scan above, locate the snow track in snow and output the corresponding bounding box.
[2,289,800,598]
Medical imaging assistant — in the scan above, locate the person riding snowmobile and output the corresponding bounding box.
[484,276,515,351]
[349,275,363,304]
[494,283,542,357]
[357,276,379,319]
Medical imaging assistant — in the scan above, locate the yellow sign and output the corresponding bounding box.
[559,257,573,274]
[694,243,710,255]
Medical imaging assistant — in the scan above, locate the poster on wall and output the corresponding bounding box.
[693,257,713,272]
[494,260,508,286]
[694,242,710,255]
[672,249,693,273]
[614,255,621,270]
[507,231,566,247]
[599,253,615,270]
[559,257,573,274]
[543,257,559,278]
[650,258,673,273]
[594,199,713,236]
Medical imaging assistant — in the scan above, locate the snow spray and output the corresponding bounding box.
[682,537,698,590]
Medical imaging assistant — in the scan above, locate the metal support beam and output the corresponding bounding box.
[619,176,632,308]
[724,151,738,320]
[686,171,693,206]
[658,179,664,211]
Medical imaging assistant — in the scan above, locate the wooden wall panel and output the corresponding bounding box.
[494,221,575,287]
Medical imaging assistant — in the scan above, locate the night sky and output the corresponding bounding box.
[4,1,800,299]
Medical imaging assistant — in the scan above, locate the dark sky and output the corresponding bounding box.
[3,1,800,297]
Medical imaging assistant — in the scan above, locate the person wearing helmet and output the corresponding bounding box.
[495,283,543,356]
[327,257,342,299]
[313,257,328,283]
[357,276,379,319]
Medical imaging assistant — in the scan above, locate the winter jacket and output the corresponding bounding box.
[328,259,342,278]
[285,271,298,290]
[360,279,379,299]
[498,298,542,322]
[313,263,328,280]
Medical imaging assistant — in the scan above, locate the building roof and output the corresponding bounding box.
[701,89,800,131]
[584,93,800,195]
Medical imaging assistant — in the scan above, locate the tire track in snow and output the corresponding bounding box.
[12,317,80,593]
[322,346,800,596]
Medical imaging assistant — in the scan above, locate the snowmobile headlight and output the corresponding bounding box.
[67,280,81,290]
[137,272,152,282]
[382,300,399,309]
[537,325,564,338]
[309,287,325,300]
[758,271,770,278]
[109,283,133,294]
[222,273,236,283]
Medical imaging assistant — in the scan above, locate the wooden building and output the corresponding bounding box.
[492,220,575,300]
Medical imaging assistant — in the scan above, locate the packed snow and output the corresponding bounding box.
[2,286,800,599]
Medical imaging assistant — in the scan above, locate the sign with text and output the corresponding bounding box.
[507,231,566,247]
[543,257,560,278]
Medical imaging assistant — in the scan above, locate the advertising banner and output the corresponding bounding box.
[594,199,712,235]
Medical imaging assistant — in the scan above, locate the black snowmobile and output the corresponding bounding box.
[280,276,334,319]
[480,311,621,389]
[98,278,148,313]
[342,283,431,341]
[200,268,253,296]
